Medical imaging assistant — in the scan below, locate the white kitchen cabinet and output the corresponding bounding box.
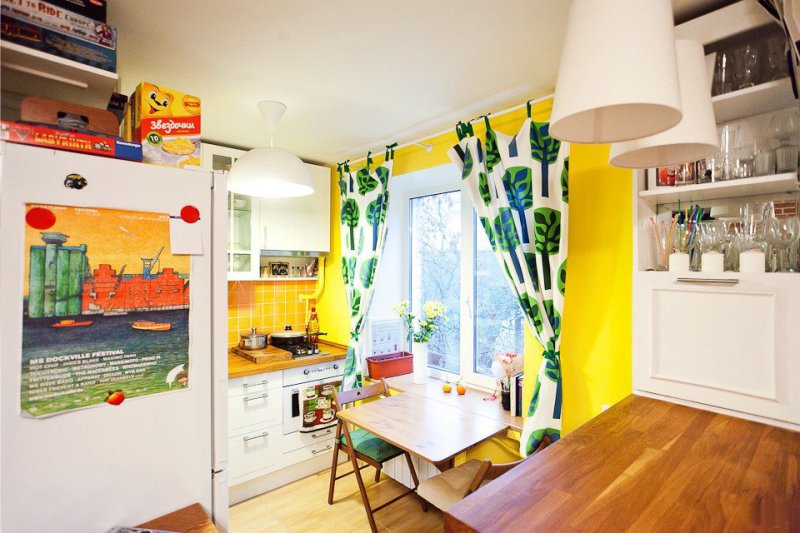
[258,164,331,254]
[228,371,282,397]
[632,0,800,431]
[201,143,331,278]
[228,373,282,431]
[632,272,800,427]
[228,422,282,484]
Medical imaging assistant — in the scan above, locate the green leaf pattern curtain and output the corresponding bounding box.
[448,115,569,456]
[338,150,394,390]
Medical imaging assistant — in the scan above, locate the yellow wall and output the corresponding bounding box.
[317,98,633,449]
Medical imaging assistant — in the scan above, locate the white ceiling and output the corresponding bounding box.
[109,0,731,165]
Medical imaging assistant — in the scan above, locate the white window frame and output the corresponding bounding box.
[400,166,504,391]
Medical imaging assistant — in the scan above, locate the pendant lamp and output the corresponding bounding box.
[549,0,683,144]
[609,40,719,168]
[228,101,313,198]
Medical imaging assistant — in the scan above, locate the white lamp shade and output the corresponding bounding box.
[228,147,314,198]
[609,40,720,168]
[549,0,682,144]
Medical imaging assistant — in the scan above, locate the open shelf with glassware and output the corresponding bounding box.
[632,0,800,432]
[639,171,798,205]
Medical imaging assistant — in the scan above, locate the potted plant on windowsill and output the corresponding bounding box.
[491,353,524,410]
[394,300,447,385]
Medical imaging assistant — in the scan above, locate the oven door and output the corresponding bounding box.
[283,379,320,435]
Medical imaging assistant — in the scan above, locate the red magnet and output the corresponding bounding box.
[26,207,56,230]
[180,205,200,224]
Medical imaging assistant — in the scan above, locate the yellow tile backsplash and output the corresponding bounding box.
[227,280,318,347]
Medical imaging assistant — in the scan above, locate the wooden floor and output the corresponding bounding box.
[230,463,443,533]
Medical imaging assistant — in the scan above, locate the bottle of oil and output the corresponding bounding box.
[307,307,320,336]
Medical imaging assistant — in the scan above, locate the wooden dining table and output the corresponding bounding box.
[336,391,509,469]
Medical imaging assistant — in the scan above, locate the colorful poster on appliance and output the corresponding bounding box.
[21,204,191,417]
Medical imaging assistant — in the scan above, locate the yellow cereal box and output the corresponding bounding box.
[125,82,201,168]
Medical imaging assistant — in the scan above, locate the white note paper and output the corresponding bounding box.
[169,218,203,255]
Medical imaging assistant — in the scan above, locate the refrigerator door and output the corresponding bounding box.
[0,143,216,532]
[210,171,229,531]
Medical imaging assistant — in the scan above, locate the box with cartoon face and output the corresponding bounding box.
[127,82,201,168]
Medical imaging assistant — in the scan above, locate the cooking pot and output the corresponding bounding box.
[269,325,306,347]
[239,328,268,351]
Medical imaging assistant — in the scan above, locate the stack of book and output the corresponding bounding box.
[509,372,524,417]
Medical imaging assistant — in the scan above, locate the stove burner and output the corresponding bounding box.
[288,342,322,358]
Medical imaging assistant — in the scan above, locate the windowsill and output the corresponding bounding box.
[379,373,524,433]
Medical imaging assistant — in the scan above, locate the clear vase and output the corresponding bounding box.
[413,343,428,384]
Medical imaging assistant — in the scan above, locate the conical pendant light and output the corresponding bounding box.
[609,40,719,168]
[549,0,683,144]
[228,101,314,198]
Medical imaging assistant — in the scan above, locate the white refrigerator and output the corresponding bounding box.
[0,143,229,532]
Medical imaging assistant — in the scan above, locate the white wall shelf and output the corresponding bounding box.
[712,78,795,123]
[0,41,118,109]
[639,172,799,205]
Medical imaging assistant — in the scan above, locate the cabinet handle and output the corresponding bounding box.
[243,393,269,402]
[312,444,333,454]
[312,429,333,439]
[243,431,269,442]
[675,277,739,285]
[243,380,268,390]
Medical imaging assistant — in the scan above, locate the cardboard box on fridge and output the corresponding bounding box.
[0,121,143,161]
[125,82,201,168]
[1,0,116,50]
[0,16,115,71]
[47,0,107,23]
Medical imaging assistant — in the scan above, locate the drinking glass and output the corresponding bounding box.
[648,219,671,271]
[697,220,726,272]
[720,124,739,180]
[737,213,769,272]
[731,142,755,179]
[763,34,789,82]
[753,136,776,176]
[731,44,760,89]
[713,51,737,96]
[767,216,799,272]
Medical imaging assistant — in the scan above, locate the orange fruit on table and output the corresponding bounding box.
[456,384,466,395]
[442,382,452,393]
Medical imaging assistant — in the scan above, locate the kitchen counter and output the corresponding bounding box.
[228,340,347,378]
[444,394,800,532]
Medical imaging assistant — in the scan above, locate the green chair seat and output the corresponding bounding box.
[340,428,404,463]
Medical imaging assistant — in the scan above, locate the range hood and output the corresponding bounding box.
[260,249,326,258]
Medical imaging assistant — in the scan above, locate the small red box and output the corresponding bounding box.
[366,352,413,379]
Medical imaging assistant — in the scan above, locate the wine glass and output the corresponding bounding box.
[769,109,800,173]
[731,44,760,89]
[763,34,788,82]
[768,216,799,272]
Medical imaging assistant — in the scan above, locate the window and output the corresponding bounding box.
[404,166,525,389]
[474,221,525,376]
[409,191,461,373]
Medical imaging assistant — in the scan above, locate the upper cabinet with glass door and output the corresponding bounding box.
[201,142,332,280]
[201,142,259,279]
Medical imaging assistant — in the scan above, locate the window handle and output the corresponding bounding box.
[465,294,472,316]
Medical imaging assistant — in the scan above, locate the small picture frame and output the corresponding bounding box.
[269,262,289,277]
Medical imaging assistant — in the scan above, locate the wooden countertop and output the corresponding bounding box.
[228,340,347,378]
[444,395,800,532]
[384,373,523,432]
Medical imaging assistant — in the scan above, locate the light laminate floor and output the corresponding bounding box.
[229,464,443,533]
